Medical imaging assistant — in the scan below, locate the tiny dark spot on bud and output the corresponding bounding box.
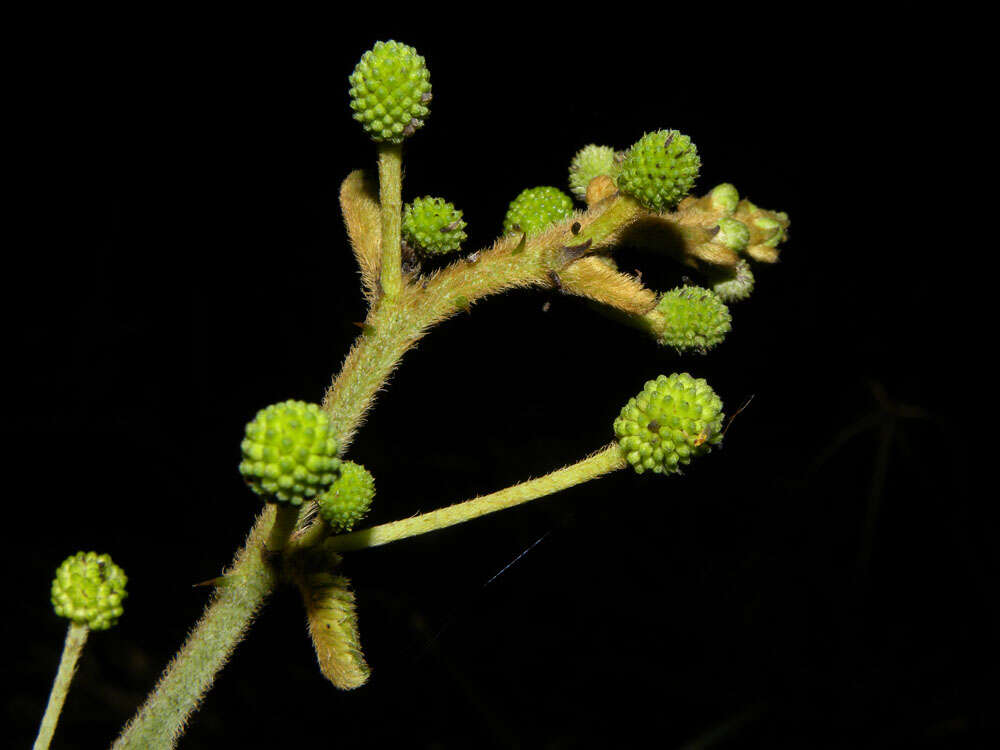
[648,420,660,432]
[548,270,563,290]
[421,92,433,104]
[571,221,581,235]
[707,225,721,237]
[442,220,462,232]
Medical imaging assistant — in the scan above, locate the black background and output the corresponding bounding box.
[8,13,990,749]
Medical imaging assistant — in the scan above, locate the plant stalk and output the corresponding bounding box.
[328,445,626,553]
[377,143,403,300]
[34,623,89,750]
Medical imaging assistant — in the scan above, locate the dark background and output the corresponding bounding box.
[9,14,990,749]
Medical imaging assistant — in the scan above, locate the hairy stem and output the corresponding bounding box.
[34,623,89,750]
[327,444,626,553]
[377,143,403,299]
[113,507,280,749]
[115,181,646,748]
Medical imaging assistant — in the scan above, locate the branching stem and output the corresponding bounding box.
[34,623,89,750]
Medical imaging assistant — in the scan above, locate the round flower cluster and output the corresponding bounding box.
[503,186,574,236]
[617,130,700,211]
[318,461,376,532]
[51,552,128,630]
[402,196,466,256]
[348,40,431,143]
[614,373,725,475]
[652,286,732,352]
[239,400,341,506]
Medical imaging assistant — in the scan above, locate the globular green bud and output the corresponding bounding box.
[348,40,431,144]
[617,130,700,212]
[709,183,739,214]
[614,373,725,475]
[753,216,787,247]
[716,217,750,253]
[318,461,375,532]
[652,286,732,352]
[239,400,341,506]
[402,196,466,256]
[568,144,618,201]
[51,552,127,630]
[709,260,755,303]
[503,186,574,236]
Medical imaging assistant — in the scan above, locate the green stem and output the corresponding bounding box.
[377,143,403,299]
[113,507,279,749]
[34,623,89,750]
[328,444,626,553]
[266,504,300,552]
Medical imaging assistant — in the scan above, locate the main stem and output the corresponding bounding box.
[34,623,89,750]
[377,143,403,299]
[328,445,626,553]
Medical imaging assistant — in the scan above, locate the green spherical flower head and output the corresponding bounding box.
[618,130,700,212]
[716,217,750,253]
[710,260,755,303]
[239,400,341,506]
[318,461,375,532]
[349,40,431,144]
[709,183,739,214]
[503,186,574,236]
[614,373,724,475]
[568,144,618,201]
[402,196,466,256]
[51,552,127,630]
[653,286,732,352]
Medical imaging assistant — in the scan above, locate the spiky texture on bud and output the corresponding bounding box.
[569,144,618,201]
[348,40,431,144]
[503,186,574,236]
[652,286,732,352]
[709,260,755,303]
[617,130,700,212]
[239,400,341,506]
[318,461,375,532]
[51,552,127,630]
[402,196,466,256]
[716,217,750,253]
[614,373,724,475]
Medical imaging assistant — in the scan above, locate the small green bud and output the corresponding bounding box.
[617,130,700,212]
[51,552,127,630]
[753,216,787,247]
[709,183,739,214]
[709,260,755,303]
[614,373,725,475]
[503,186,574,236]
[715,217,750,253]
[239,400,341,506]
[568,144,618,201]
[402,196,466,256]
[653,286,732,352]
[348,40,431,144]
[318,461,375,532]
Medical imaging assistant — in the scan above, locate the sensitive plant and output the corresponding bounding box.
[33,39,790,748]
